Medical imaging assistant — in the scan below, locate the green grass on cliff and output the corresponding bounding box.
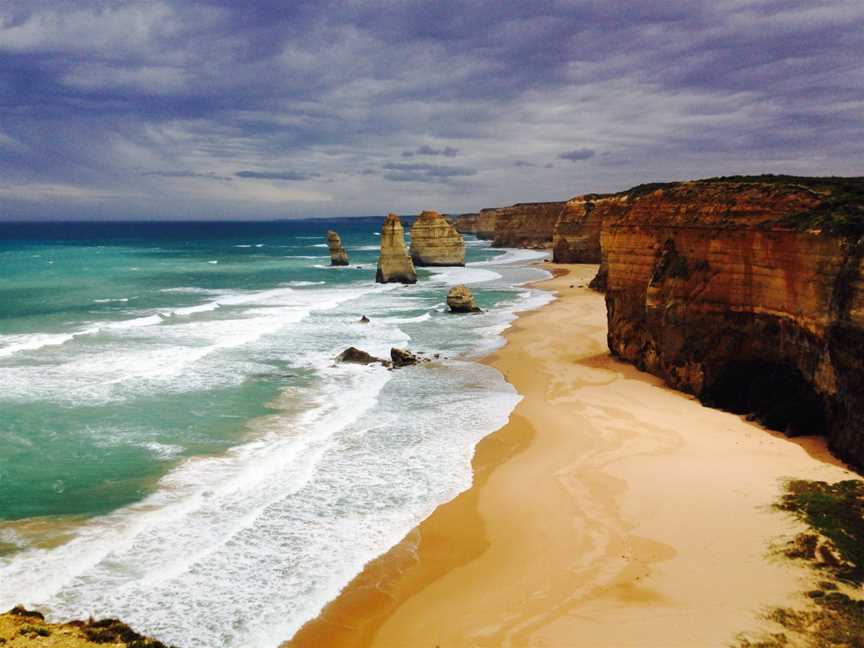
[733,479,864,648]
[620,175,864,236]
[777,479,864,585]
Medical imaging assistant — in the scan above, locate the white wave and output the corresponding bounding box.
[471,248,549,266]
[310,243,328,248]
[160,287,224,295]
[93,298,130,304]
[208,260,219,264]
[139,442,184,460]
[381,312,432,324]
[0,332,79,358]
[424,266,501,285]
[234,245,252,248]
[285,281,326,287]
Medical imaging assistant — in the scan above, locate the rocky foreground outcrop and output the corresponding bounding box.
[376,214,417,284]
[326,230,349,266]
[599,175,864,466]
[0,606,171,647]
[409,211,465,266]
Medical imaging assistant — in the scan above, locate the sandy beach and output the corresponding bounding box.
[287,263,858,648]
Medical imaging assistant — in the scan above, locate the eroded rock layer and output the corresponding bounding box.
[488,202,565,248]
[552,194,627,263]
[409,210,465,266]
[450,202,565,248]
[448,211,497,240]
[376,213,417,284]
[601,176,864,465]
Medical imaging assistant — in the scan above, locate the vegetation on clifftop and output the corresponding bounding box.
[618,175,864,235]
[734,480,864,648]
[0,607,175,647]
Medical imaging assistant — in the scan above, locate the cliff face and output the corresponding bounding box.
[409,210,465,266]
[376,213,417,284]
[449,211,497,240]
[601,176,864,466]
[552,194,627,263]
[326,230,349,266]
[488,202,565,248]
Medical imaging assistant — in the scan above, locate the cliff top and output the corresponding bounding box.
[612,175,864,235]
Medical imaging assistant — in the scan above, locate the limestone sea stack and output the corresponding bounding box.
[326,230,349,266]
[376,214,417,284]
[446,284,481,313]
[409,210,465,266]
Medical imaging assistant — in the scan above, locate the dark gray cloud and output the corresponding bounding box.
[142,170,232,181]
[235,170,320,181]
[402,145,460,157]
[559,149,596,162]
[0,0,861,219]
[381,162,477,183]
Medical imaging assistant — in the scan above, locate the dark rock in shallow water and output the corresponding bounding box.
[359,315,370,323]
[446,285,481,313]
[337,346,384,365]
[391,347,420,367]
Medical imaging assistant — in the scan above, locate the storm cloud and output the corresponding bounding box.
[0,0,861,219]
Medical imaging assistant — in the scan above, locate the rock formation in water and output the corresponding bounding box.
[376,214,417,284]
[599,175,864,466]
[391,347,421,367]
[409,210,465,266]
[326,230,349,266]
[447,284,481,313]
[336,346,385,365]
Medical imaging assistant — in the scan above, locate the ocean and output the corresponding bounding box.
[0,218,551,647]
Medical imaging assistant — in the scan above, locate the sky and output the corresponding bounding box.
[0,0,862,220]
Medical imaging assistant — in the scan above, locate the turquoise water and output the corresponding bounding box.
[0,219,551,647]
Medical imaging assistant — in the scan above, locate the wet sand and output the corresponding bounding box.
[286,263,856,648]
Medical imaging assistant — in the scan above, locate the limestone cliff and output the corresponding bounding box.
[552,194,627,263]
[448,210,498,240]
[600,176,864,466]
[409,210,465,266]
[376,213,417,284]
[326,230,349,266]
[488,202,565,248]
[450,202,564,248]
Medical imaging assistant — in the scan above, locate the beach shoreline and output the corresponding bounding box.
[286,263,857,648]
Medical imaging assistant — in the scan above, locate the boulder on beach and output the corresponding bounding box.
[391,347,420,367]
[375,214,417,284]
[326,230,349,266]
[336,346,385,365]
[446,285,481,313]
[409,210,465,266]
